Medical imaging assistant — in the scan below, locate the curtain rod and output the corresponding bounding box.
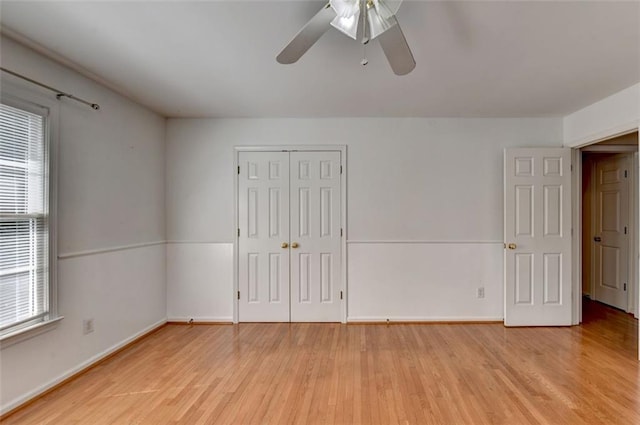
[1,67,100,111]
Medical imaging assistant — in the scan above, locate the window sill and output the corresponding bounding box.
[0,316,64,349]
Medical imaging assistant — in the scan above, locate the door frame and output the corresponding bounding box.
[571,131,639,327]
[233,145,348,324]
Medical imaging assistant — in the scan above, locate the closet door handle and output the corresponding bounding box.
[594,237,601,242]
[291,242,299,249]
[281,242,289,249]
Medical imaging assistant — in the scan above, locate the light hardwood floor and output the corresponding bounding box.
[3,300,639,424]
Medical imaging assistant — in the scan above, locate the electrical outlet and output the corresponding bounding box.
[477,287,485,299]
[83,318,94,335]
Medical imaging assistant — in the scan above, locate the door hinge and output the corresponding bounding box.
[237,291,240,300]
[624,170,628,178]
[238,228,240,237]
[340,290,343,300]
[340,228,343,237]
[624,283,627,291]
[571,164,573,172]
[624,226,627,235]
[237,166,240,175]
[340,165,343,174]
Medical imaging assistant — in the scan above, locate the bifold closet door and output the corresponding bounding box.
[238,150,342,322]
[238,151,290,322]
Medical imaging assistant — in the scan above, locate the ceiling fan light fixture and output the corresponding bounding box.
[329,0,401,41]
[277,0,415,75]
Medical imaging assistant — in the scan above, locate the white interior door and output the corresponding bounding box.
[238,150,342,322]
[504,148,572,326]
[594,154,629,310]
[238,151,290,322]
[290,152,342,322]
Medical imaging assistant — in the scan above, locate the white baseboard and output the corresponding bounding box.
[1,318,167,416]
[167,316,233,324]
[347,316,504,323]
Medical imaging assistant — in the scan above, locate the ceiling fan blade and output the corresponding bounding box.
[277,3,337,64]
[377,17,415,76]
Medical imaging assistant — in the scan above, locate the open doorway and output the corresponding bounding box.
[580,132,639,321]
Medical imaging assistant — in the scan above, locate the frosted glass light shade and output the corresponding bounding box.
[328,0,403,41]
[367,5,396,39]
[331,14,360,39]
[330,0,360,39]
[330,0,360,18]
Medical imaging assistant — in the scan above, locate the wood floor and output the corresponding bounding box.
[3,300,639,425]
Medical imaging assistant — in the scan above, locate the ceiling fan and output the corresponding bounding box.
[276,0,416,75]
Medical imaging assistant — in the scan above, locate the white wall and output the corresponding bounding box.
[564,83,640,147]
[166,118,563,322]
[166,243,233,322]
[0,37,167,414]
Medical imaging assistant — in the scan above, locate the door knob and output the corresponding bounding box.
[291,242,299,249]
[281,242,289,249]
[594,236,602,242]
[508,243,517,250]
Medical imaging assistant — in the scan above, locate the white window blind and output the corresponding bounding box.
[0,102,50,336]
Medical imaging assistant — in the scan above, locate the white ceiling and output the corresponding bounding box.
[1,1,638,118]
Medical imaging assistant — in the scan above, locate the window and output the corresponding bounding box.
[0,97,57,339]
